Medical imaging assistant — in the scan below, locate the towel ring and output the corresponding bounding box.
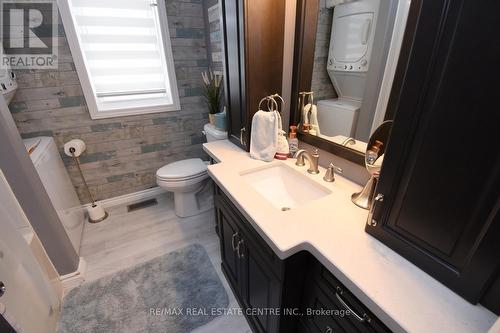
[299,91,314,106]
[258,96,278,112]
[268,93,284,113]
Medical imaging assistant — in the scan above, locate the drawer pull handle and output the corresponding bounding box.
[325,326,333,333]
[240,127,246,146]
[335,286,370,323]
[231,232,239,251]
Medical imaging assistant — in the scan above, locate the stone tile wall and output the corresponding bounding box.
[311,4,338,101]
[206,0,224,73]
[10,0,211,203]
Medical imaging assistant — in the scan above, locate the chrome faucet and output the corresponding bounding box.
[295,149,320,174]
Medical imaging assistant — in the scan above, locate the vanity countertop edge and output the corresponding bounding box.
[203,140,497,333]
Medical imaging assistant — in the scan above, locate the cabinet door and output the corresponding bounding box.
[217,201,242,293]
[239,235,282,333]
[221,0,286,150]
[221,0,247,149]
[241,0,285,142]
[366,0,500,305]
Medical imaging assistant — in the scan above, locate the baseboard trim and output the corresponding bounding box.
[60,257,87,293]
[82,187,166,210]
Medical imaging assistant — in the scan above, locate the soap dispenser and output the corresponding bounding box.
[288,125,299,157]
[366,140,383,165]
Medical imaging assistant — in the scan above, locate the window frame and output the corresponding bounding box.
[58,0,180,119]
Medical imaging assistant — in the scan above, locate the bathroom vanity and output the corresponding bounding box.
[203,140,497,333]
[215,183,391,333]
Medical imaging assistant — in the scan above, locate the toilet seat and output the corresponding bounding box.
[156,171,209,185]
[156,158,207,181]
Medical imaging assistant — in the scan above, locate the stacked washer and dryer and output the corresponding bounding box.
[316,0,380,139]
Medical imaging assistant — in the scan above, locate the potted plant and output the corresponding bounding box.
[201,70,222,125]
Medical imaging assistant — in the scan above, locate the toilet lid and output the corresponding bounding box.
[156,158,208,180]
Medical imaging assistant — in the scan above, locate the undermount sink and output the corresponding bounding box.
[239,163,331,210]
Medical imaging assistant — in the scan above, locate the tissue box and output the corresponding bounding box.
[215,112,227,131]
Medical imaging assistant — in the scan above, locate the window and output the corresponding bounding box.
[59,0,180,119]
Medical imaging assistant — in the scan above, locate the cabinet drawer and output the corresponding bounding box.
[312,262,391,332]
[301,282,364,333]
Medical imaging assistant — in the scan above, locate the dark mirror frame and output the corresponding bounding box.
[290,0,399,166]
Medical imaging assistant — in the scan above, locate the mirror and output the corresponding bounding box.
[351,120,392,209]
[291,0,410,165]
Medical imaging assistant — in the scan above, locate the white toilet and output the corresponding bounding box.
[317,99,360,137]
[156,123,227,217]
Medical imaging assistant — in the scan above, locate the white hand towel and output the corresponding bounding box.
[250,110,279,162]
[302,103,312,126]
[308,104,320,135]
[302,103,320,135]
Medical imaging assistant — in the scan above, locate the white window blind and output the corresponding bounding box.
[60,0,180,118]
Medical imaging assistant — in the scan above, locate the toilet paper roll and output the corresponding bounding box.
[87,204,108,223]
[64,139,86,157]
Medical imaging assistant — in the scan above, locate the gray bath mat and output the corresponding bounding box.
[58,244,229,333]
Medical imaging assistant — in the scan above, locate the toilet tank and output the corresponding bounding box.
[317,99,360,137]
[203,123,227,142]
[24,137,84,255]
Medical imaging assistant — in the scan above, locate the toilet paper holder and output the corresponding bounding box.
[64,139,108,223]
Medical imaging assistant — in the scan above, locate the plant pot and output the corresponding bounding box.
[208,113,216,125]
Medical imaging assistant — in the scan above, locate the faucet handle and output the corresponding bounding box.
[332,164,343,174]
[312,148,319,156]
[323,163,343,182]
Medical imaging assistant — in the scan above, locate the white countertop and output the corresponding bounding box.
[203,140,497,333]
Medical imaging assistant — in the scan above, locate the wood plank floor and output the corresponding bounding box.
[77,192,251,333]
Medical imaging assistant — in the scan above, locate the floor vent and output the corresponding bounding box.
[127,198,158,212]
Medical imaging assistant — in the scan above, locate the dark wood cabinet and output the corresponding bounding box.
[215,186,284,332]
[221,0,246,148]
[221,0,286,150]
[218,204,242,290]
[215,184,392,333]
[365,0,500,313]
[0,315,15,333]
[240,238,282,332]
